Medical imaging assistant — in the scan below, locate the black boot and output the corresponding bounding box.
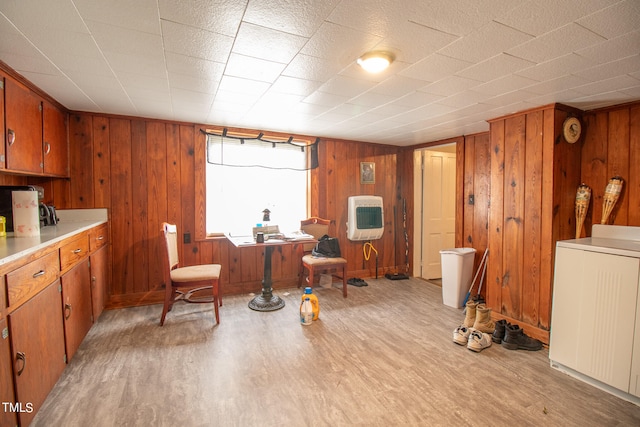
[502,324,543,351]
[492,319,508,344]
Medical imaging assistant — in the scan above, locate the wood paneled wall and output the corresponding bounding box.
[581,103,640,229]
[49,113,403,308]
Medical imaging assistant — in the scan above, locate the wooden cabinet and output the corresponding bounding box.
[3,75,69,177]
[9,280,66,427]
[1,317,18,427]
[0,72,5,170]
[89,224,109,320]
[60,233,89,274]
[4,78,43,174]
[43,100,69,177]
[61,260,92,362]
[90,245,109,321]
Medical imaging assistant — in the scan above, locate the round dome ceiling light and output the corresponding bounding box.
[357,51,394,73]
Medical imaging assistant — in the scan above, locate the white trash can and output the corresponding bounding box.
[439,248,476,308]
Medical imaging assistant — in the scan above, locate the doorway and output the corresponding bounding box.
[413,144,457,280]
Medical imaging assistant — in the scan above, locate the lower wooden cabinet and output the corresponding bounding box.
[61,260,93,362]
[1,317,18,427]
[90,245,108,321]
[8,280,66,427]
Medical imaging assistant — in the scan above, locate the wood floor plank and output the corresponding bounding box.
[33,278,640,426]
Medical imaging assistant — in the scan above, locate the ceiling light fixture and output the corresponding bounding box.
[357,51,394,73]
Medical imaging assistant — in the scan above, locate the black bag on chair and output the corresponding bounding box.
[312,235,341,258]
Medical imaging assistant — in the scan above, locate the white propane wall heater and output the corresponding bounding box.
[347,196,384,241]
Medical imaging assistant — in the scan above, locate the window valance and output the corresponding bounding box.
[201,128,319,171]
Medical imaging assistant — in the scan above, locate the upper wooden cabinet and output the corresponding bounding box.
[3,75,69,177]
[43,100,69,176]
[4,78,43,174]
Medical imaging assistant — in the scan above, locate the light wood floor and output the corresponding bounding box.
[33,278,640,426]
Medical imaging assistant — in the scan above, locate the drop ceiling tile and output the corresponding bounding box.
[214,87,263,105]
[370,75,426,97]
[420,76,481,97]
[523,74,592,95]
[575,54,640,82]
[317,75,376,97]
[168,73,219,94]
[161,20,233,62]
[75,0,161,34]
[232,22,307,64]
[515,53,595,81]
[391,91,445,108]
[408,0,524,36]
[158,0,245,37]
[102,51,167,79]
[399,53,473,83]
[128,87,171,104]
[507,23,606,64]
[164,52,224,80]
[283,53,344,81]
[16,72,95,110]
[496,0,617,37]
[224,53,286,83]
[217,75,270,96]
[243,0,341,38]
[439,21,532,63]
[456,53,535,82]
[577,0,640,39]
[118,72,168,92]
[302,91,350,108]
[436,90,490,109]
[574,74,640,96]
[88,20,164,59]
[270,76,323,96]
[474,74,539,96]
[0,0,87,33]
[301,21,381,65]
[577,30,640,64]
[349,91,396,107]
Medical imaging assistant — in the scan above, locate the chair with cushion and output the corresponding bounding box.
[160,222,222,325]
[298,217,348,297]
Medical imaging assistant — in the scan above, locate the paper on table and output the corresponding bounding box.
[12,191,40,237]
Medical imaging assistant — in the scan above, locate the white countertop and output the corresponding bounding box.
[0,209,107,266]
[557,225,640,259]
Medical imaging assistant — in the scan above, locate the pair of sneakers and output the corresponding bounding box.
[453,325,492,352]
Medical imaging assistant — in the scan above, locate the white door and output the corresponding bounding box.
[413,147,456,279]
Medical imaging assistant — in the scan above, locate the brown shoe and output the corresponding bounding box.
[472,304,495,334]
[463,300,478,328]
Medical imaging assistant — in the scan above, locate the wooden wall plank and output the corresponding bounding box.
[523,111,543,326]
[472,133,490,287]
[463,136,475,247]
[109,118,133,296]
[146,121,167,292]
[487,121,504,311]
[501,115,525,319]
[92,116,111,209]
[130,120,149,294]
[607,109,630,225]
[581,113,608,228]
[68,114,93,207]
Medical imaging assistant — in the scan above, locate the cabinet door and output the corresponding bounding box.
[90,246,108,321]
[9,280,66,427]
[5,78,43,174]
[43,100,69,177]
[0,318,18,427]
[61,260,93,362]
[0,73,5,170]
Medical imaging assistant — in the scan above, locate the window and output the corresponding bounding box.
[204,131,316,236]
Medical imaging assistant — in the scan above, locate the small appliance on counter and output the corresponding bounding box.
[0,185,59,231]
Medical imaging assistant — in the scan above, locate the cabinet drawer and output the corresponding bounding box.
[89,224,108,252]
[60,233,89,272]
[6,251,59,308]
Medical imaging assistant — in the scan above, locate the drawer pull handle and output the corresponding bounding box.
[15,351,26,376]
[73,249,82,254]
[7,129,15,146]
[64,303,72,320]
[97,236,104,241]
[44,142,51,154]
[32,270,45,278]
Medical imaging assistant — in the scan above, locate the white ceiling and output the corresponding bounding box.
[1,0,639,146]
